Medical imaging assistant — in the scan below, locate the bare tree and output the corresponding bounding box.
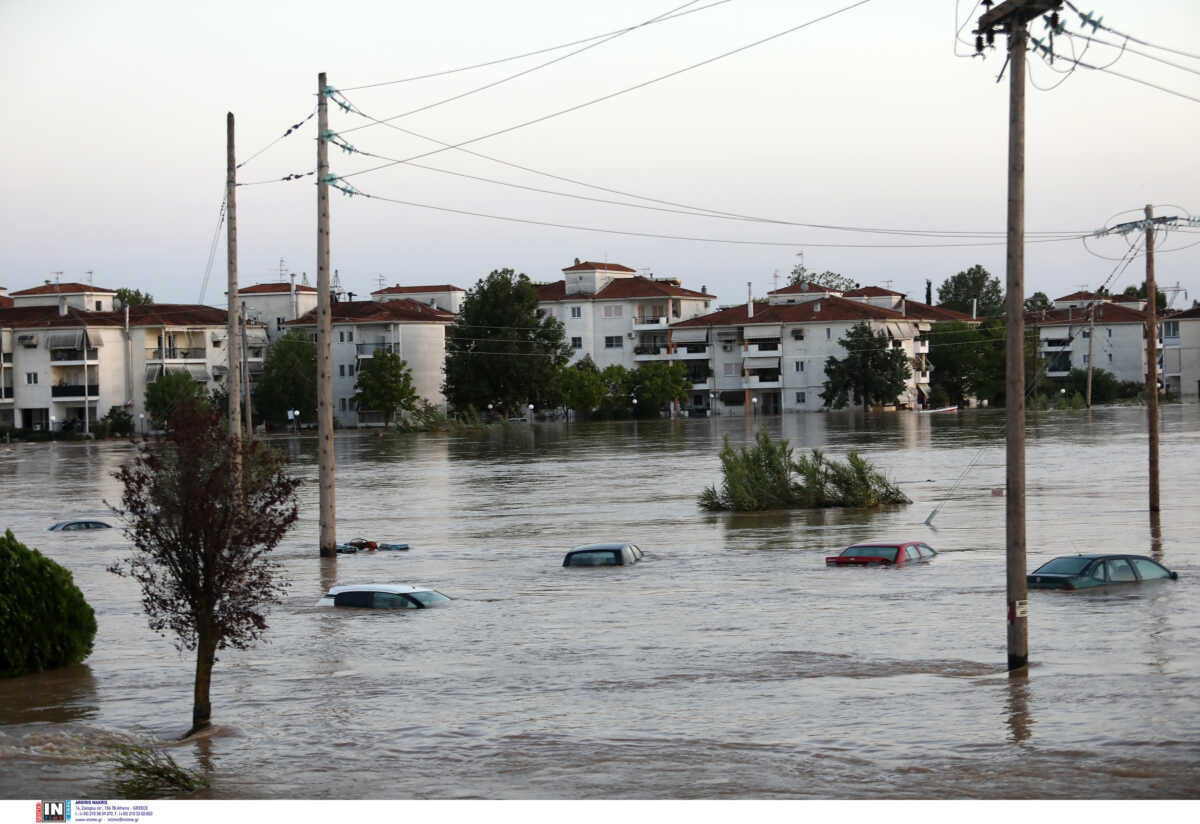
[109,401,299,737]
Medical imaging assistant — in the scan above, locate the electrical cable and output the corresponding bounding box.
[1063,1,1200,62]
[197,196,227,304]
[236,108,317,171]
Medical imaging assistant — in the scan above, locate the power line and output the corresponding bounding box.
[1062,1,1200,62]
[236,108,317,170]
[336,0,734,93]
[338,1,720,135]
[336,0,878,180]
[197,196,227,304]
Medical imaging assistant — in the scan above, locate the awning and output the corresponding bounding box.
[247,361,264,375]
[46,331,84,350]
[670,328,708,343]
[145,365,163,382]
[245,328,269,345]
[165,365,209,381]
[84,330,103,347]
[17,333,37,347]
[743,356,780,370]
[211,364,228,376]
[744,324,782,339]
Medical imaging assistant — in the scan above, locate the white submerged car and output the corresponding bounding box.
[316,584,451,609]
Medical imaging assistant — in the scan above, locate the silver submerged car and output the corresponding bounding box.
[562,542,644,567]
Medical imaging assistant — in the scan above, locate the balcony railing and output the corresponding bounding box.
[356,342,400,358]
[745,340,780,353]
[632,316,668,330]
[744,374,781,388]
[914,340,930,354]
[2,352,12,363]
[1,386,13,399]
[633,346,670,361]
[146,347,206,360]
[51,384,100,398]
[50,348,99,362]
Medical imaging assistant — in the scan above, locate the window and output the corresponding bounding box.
[26,372,37,385]
[95,301,102,311]
[825,328,831,340]
[570,306,582,319]
[1108,353,1113,363]
[347,330,353,342]
[1082,328,1090,338]
[349,364,355,376]
[1163,321,1179,338]
[339,398,347,411]
[604,336,623,349]
[338,331,344,343]
[603,305,623,318]
[571,336,583,349]
[339,364,345,377]
[724,363,739,376]
[1107,559,1136,582]
[371,592,419,609]
[905,547,920,561]
[1107,328,1112,338]
[1082,354,1089,365]
[1131,558,1170,580]
[795,391,806,404]
[791,328,805,340]
[277,317,285,330]
[794,360,805,373]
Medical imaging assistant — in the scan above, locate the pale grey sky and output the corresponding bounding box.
[3,0,1198,307]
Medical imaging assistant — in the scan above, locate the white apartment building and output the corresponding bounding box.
[372,284,465,314]
[536,261,715,370]
[1162,305,1199,398]
[0,283,263,431]
[237,281,319,345]
[287,298,453,426]
[1028,293,1149,384]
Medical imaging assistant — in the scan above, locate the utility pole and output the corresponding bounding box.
[241,301,253,438]
[1144,204,1160,513]
[977,0,1061,673]
[1085,301,1096,407]
[226,113,243,454]
[317,73,337,557]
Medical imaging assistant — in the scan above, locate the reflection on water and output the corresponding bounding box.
[1,405,1198,799]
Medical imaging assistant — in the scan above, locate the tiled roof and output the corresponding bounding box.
[768,282,843,296]
[902,300,975,322]
[1165,304,1200,320]
[0,303,232,328]
[562,261,636,273]
[371,284,465,295]
[537,276,710,302]
[9,282,117,296]
[238,282,318,294]
[671,295,909,328]
[289,298,454,325]
[1109,294,1143,302]
[1055,290,1102,302]
[843,285,905,297]
[0,295,12,309]
[1026,303,1148,325]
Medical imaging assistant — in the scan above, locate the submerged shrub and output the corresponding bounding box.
[106,739,208,797]
[0,529,97,677]
[700,431,910,512]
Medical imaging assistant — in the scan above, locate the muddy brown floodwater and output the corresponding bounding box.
[1,405,1198,799]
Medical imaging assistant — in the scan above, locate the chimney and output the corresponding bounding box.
[701,285,707,294]
[972,298,977,319]
[925,279,932,304]
[59,295,67,316]
[747,282,753,319]
[900,297,906,317]
[289,272,297,319]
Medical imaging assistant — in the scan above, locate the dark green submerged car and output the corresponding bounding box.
[1027,554,1178,591]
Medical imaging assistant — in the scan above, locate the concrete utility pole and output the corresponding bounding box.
[241,301,253,438]
[226,113,243,448]
[1085,301,1096,407]
[1144,204,1160,513]
[317,73,337,557]
[977,0,1061,673]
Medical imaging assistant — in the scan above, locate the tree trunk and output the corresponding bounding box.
[188,624,218,737]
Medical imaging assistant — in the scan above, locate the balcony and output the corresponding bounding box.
[916,371,931,384]
[2,352,12,364]
[633,345,669,362]
[146,347,206,361]
[1,386,13,400]
[51,384,100,399]
[672,345,710,360]
[50,348,99,363]
[632,316,669,332]
[691,378,713,391]
[914,339,930,354]
[745,341,781,356]
[1041,339,1071,351]
[744,374,781,389]
[356,342,400,358]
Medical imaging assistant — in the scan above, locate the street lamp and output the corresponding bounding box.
[528,403,534,422]
[752,397,758,416]
[709,391,716,417]
[139,413,145,435]
[49,414,56,434]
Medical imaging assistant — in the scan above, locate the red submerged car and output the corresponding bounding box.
[826,541,937,566]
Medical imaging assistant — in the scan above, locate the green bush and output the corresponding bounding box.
[103,407,136,437]
[0,530,97,677]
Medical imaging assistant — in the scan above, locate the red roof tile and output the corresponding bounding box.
[768,282,843,296]
[371,284,465,295]
[843,286,905,297]
[289,299,454,325]
[0,295,12,309]
[238,282,318,294]
[1171,305,1200,319]
[1026,303,1148,325]
[9,282,117,296]
[902,300,975,322]
[0,303,232,328]
[672,296,909,328]
[1055,290,1102,302]
[537,276,710,302]
[562,261,636,273]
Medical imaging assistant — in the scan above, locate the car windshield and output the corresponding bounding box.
[840,546,899,561]
[1033,557,1092,575]
[566,550,620,566]
[407,590,450,607]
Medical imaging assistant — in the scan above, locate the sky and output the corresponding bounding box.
[3,0,1199,309]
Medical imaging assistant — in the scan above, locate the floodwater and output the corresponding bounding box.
[2,405,1198,799]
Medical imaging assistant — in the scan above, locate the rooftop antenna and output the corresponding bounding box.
[773,269,780,293]
[331,269,342,299]
[279,257,287,281]
[883,279,894,291]
[301,271,311,287]
[85,270,94,284]
[377,274,386,290]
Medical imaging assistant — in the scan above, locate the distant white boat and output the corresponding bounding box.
[916,405,958,414]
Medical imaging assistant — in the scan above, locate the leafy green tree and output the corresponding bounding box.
[1,529,97,677]
[253,331,317,426]
[598,364,633,417]
[353,350,418,427]
[820,322,912,413]
[553,356,606,416]
[110,401,299,736]
[444,268,571,415]
[937,264,1003,316]
[1024,291,1052,312]
[145,371,208,429]
[627,361,690,417]
[1123,282,1168,312]
[788,264,858,292]
[102,406,136,437]
[1060,367,1120,404]
[115,288,154,309]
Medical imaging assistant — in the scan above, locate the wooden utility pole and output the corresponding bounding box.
[1085,302,1096,407]
[317,73,337,556]
[241,301,253,438]
[977,0,1060,673]
[1144,204,1160,513]
[226,114,243,446]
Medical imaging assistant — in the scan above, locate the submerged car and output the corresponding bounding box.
[563,542,644,567]
[316,584,451,609]
[826,541,936,566]
[1027,554,1177,590]
[48,520,112,531]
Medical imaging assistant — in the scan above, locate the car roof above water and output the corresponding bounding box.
[325,584,432,595]
[569,542,635,552]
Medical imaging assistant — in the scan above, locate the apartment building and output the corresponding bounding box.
[1027,292,1149,385]
[372,284,465,314]
[237,281,319,345]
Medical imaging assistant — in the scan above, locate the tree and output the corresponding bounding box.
[627,361,690,416]
[109,401,299,736]
[1024,291,1052,312]
[353,350,418,427]
[788,264,858,292]
[820,322,912,413]
[553,357,606,416]
[115,288,154,309]
[253,331,317,426]
[1123,282,1168,312]
[444,268,570,414]
[145,371,208,430]
[937,265,1003,316]
[598,364,633,417]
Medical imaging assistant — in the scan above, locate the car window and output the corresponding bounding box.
[905,547,920,561]
[566,550,621,566]
[1033,557,1091,575]
[1088,561,1108,582]
[841,546,899,561]
[1131,558,1170,580]
[1108,559,1136,582]
[371,592,419,609]
[408,590,450,607]
[332,591,372,608]
[918,545,933,557]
